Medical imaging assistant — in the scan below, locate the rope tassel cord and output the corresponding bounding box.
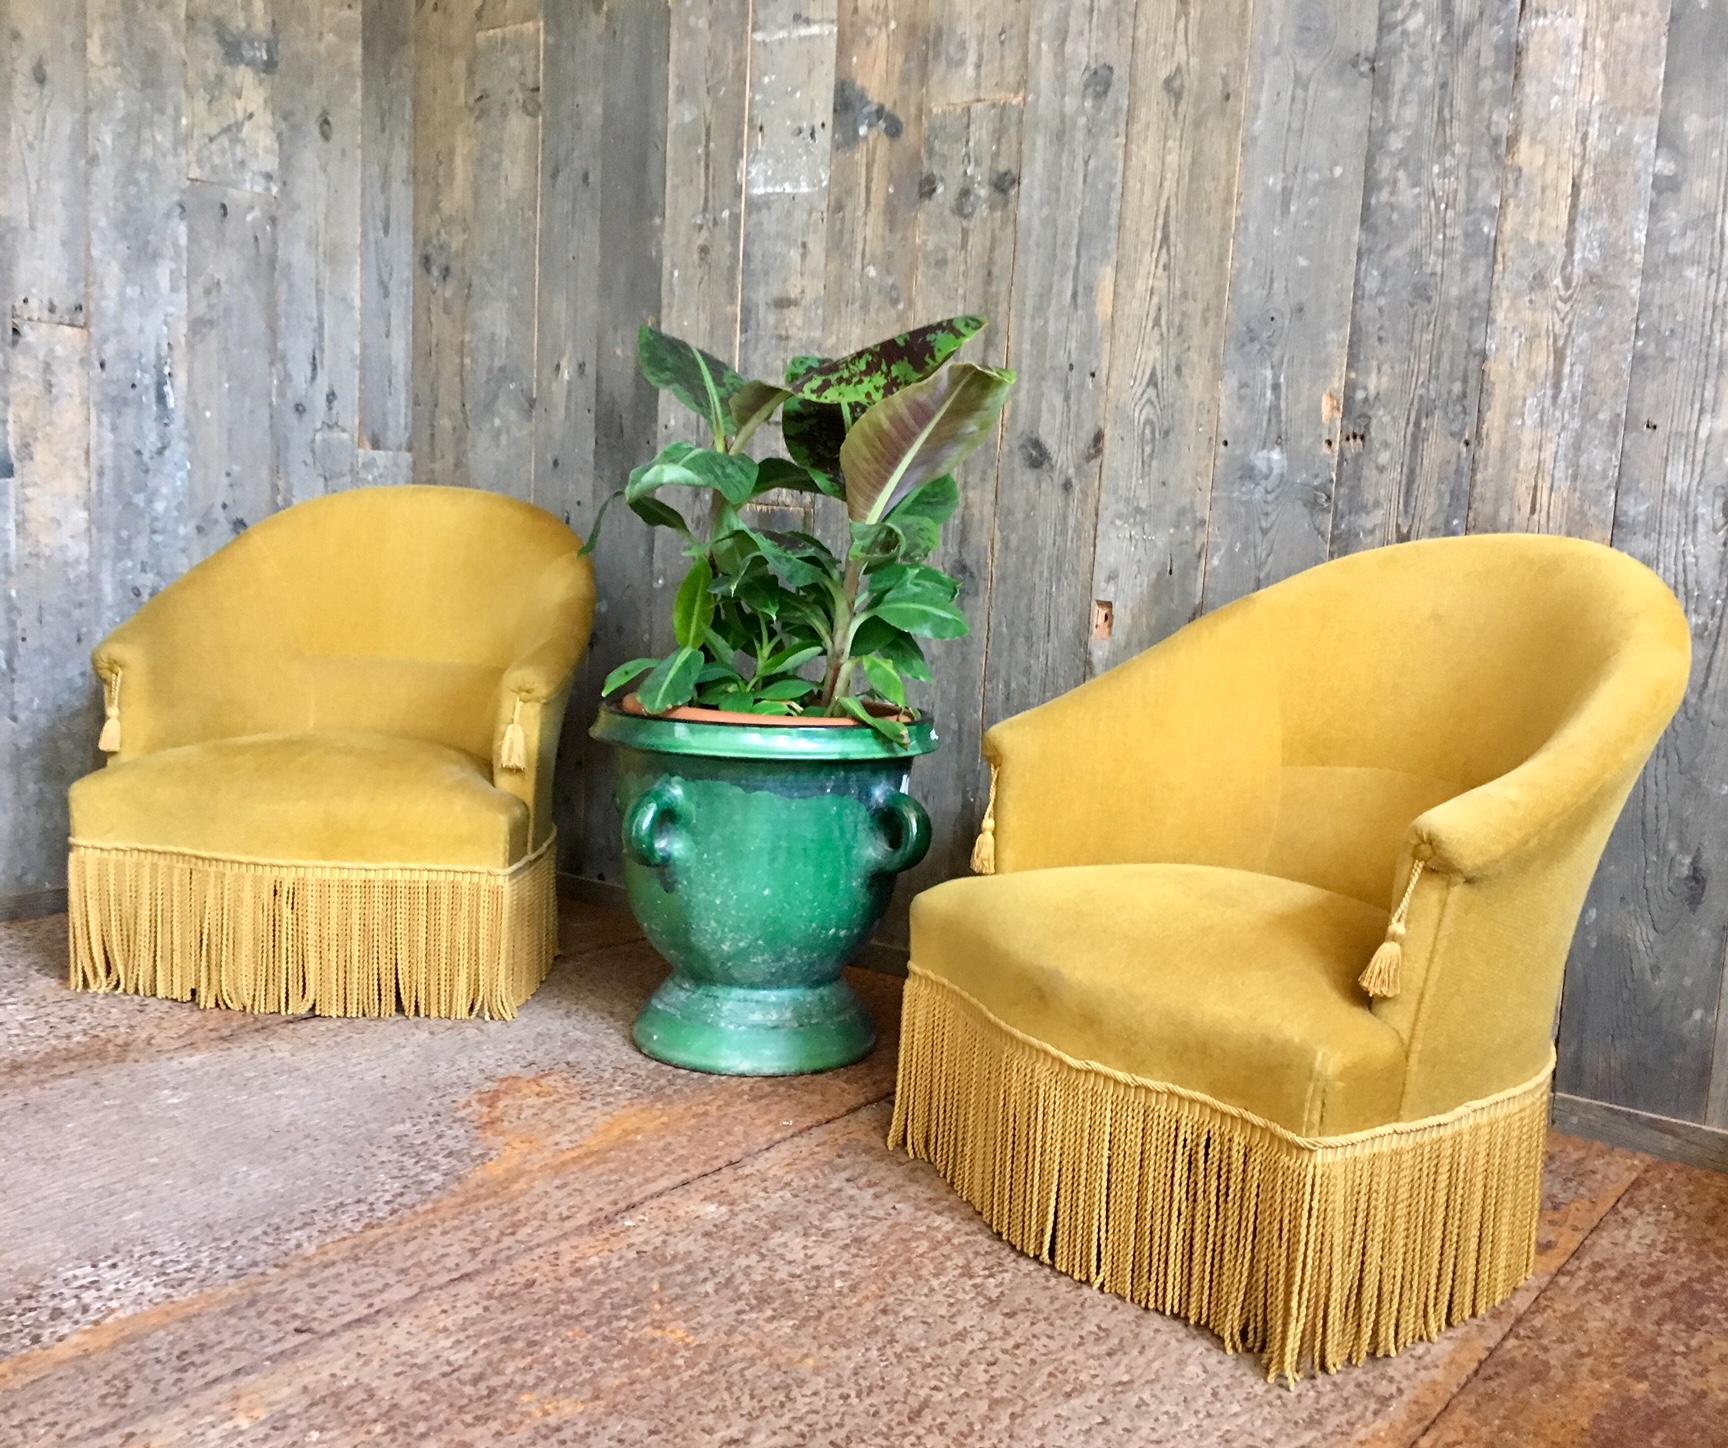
[970,763,998,875]
[500,696,528,773]
[888,969,1551,1384]
[1360,858,1427,999]
[98,672,122,754]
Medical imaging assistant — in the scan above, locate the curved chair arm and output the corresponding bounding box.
[1380,601,1690,1117]
[91,532,296,762]
[1412,632,1690,880]
[490,551,598,845]
[980,597,1283,875]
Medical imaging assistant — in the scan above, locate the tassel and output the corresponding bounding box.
[500,696,528,772]
[970,763,999,875]
[98,672,122,753]
[1360,857,1427,999]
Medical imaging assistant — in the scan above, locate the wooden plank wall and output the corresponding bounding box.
[4,0,1728,1136]
[0,0,415,897]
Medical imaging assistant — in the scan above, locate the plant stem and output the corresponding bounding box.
[819,559,864,710]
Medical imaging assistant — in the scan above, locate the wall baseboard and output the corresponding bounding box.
[0,887,68,923]
[1551,1092,1728,1175]
[556,871,910,977]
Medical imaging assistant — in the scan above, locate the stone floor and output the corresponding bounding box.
[2,901,1726,1446]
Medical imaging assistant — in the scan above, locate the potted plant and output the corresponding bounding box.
[588,316,1014,1075]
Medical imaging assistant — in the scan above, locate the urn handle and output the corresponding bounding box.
[870,789,931,875]
[623,779,684,869]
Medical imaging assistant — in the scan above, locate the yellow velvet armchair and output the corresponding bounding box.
[68,485,595,1020]
[890,535,1688,1381]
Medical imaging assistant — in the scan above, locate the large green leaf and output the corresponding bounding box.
[673,557,715,649]
[793,317,986,407]
[638,325,784,445]
[637,646,703,713]
[601,657,661,696]
[781,354,847,497]
[850,617,931,682]
[628,442,758,507]
[839,362,1015,524]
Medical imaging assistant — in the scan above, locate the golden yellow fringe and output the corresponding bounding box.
[888,969,1551,1384]
[67,835,558,1020]
[970,763,998,875]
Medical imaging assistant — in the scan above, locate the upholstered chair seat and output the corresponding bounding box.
[912,865,1403,1134]
[891,534,1689,1381]
[67,486,595,1020]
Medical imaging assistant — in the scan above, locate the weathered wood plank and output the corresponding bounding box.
[477,0,538,32]
[410,0,480,484]
[1558,0,1726,1124]
[1330,0,1519,552]
[925,0,1030,106]
[86,0,192,630]
[1467,0,1669,542]
[734,1,837,536]
[0,0,20,874]
[466,20,542,500]
[895,98,1025,944]
[353,448,415,489]
[574,0,670,884]
[648,0,752,699]
[186,182,279,548]
[275,0,364,502]
[531,0,604,514]
[1200,0,1379,609]
[738,0,838,379]
[5,321,94,892]
[978,0,1135,725]
[4,0,87,325]
[360,0,415,454]
[1087,0,1252,674]
[824,0,927,351]
[186,0,281,195]
[533,0,605,883]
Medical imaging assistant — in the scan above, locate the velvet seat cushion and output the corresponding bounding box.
[909,864,1406,1135]
[70,730,531,871]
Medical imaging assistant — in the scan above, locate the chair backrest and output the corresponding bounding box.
[159,486,589,760]
[1251,534,1687,907]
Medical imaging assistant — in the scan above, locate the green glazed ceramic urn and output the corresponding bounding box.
[590,704,938,1076]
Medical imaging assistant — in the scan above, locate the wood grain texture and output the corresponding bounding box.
[901,95,1025,936]
[275,0,363,502]
[979,0,1135,725]
[1468,0,1670,542]
[4,0,86,326]
[5,321,94,892]
[360,0,415,453]
[410,0,479,484]
[85,0,192,631]
[1201,0,1378,609]
[1560,0,1728,1124]
[466,20,542,501]
[1087,0,1251,672]
[1330,0,1518,552]
[531,0,604,515]
[579,0,670,884]
[186,183,280,546]
[186,0,281,195]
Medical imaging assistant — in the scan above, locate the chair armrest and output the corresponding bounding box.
[490,551,598,844]
[87,523,302,760]
[1411,630,1690,880]
[981,596,1282,874]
